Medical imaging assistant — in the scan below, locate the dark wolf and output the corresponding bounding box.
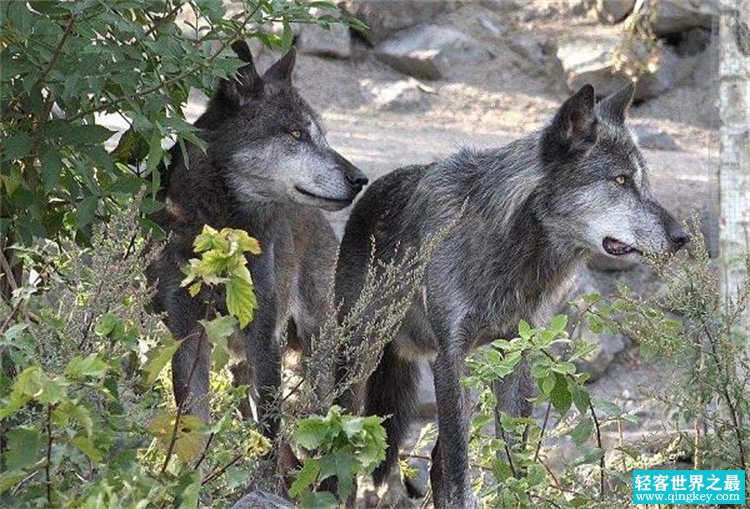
[149,41,367,442]
[334,83,688,508]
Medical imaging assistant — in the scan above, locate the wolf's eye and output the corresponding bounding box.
[290,130,301,139]
[613,175,627,185]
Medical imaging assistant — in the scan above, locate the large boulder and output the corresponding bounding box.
[342,0,458,46]
[594,0,636,24]
[360,78,424,111]
[635,0,719,36]
[375,24,490,80]
[557,35,696,100]
[298,22,352,58]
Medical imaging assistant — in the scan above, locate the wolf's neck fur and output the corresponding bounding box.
[438,133,584,333]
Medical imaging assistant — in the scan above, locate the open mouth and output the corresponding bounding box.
[602,237,641,256]
[294,186,351,205]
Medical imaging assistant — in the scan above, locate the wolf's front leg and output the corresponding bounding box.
[169,292,212,423]
[431,350,477,509]
[243,249,281,439]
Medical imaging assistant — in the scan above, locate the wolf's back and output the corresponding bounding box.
[334,164,428,315]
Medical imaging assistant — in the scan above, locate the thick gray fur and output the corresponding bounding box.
[334,83,688,508]
[149,42,367,441]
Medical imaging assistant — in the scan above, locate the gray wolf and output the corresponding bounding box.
[334,83,688,508]
[149,41,368,442]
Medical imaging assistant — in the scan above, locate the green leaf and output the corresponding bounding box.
[201,315,237,370]
[295,417,329,451]
[65,354,109,379]
[39,147,62,192]
[0,471,27,494]
[39,121,115,145]
[318,450,358,500]
[148,413,205,464]
[146,126,163,172]
[570,384,591,414]
[4,133,34,160]
[76,195,98,228]
[143,336,181,386]
[593,398,623,417]
[95,312,123,338]
[71,435,103,463]
[289,458,320,498]
[173,470,201,509]
[299,491,338,509]
[550,314,568,333]
[226,270,257,328]
[549,375,572,417]
[6,427,42,471]
[575,447,603,466]
[570,416,593,446]
[551,361,576,375]
[200,315,237,343]
[518,320,532,339]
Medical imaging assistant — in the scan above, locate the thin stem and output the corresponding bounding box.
[31,10,77,96]
[201,452,243,485]
[193,432,214,470]
[588,400,605,498]
[159,327,206,475]
[534,401,552,463]
[45,405,53,505]
[144,1,183,38]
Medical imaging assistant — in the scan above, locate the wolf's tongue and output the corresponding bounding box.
[603,237,633,255]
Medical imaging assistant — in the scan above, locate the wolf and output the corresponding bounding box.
[149,41,368,442]
[334,83,689,508]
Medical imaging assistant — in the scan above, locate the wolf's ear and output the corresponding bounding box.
[597,82,635,124]
[218,40,264,106]
[541,84,597,162]
[263,48,296,85]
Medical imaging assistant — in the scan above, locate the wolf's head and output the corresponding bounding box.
[203,41,367,211]
[537,83,689,260]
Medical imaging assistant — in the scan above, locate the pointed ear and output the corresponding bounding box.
[541,84,598,162]
[217,40,264,106]
[263,48,296,85]
[596,82,635,124]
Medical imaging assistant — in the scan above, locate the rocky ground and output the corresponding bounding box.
[105,1,723,506]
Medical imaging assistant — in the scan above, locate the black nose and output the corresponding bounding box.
[347,173,368,188]
[669,223,690,248]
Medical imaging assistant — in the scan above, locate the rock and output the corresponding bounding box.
[298,22,351,58]
[632,125,680,151]
[375,24,490,80]
[479,0,520,12]
[360,78,423,110]
[342,1,458,46]
[479,18,504,38]
[594,0,635,23]
[564,0,593,16]
[507,35,546,67]
[636,0,719,36]
[403,457,430,498]
[557,35,695,100]
[675,27,712,56]
[576,328,630,381]
[233,491,293,509]
[416,360,436,418]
